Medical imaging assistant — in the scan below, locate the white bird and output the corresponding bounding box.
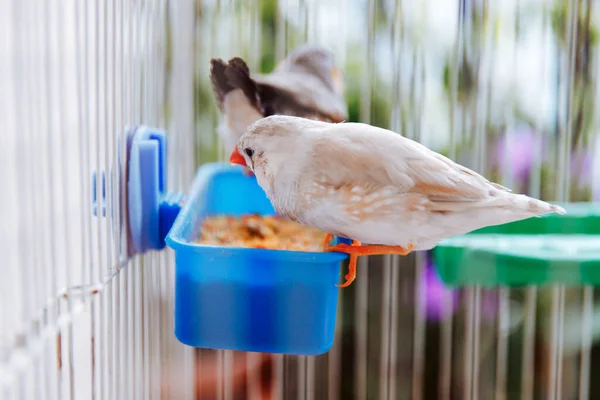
[210,45,347,153]
[229,115,567,287]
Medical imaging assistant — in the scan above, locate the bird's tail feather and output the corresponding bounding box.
[522,195,566,216]
[492,192,566,217]
[209,58,231,110]
[427,192,566,217]
[209,57,262,114]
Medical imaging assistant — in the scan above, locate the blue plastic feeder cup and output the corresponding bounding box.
[166,163,349,355]
[95,128,348,355]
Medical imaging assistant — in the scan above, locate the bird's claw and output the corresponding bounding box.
[325,240,415,288]
[322,233,335,250]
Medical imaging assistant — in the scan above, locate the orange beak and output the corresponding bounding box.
[229,147,247,167]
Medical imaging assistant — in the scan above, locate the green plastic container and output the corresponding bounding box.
[432,202,600,287]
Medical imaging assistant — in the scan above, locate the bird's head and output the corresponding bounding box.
[230,115,325,194]
[278,45,344,96]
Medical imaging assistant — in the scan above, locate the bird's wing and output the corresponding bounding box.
[310,122,511,207]
[253,73,348,122]
[251,81,337,122]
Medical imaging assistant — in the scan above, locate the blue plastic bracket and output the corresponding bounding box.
[92,126,184,256]
[127,126,183,254]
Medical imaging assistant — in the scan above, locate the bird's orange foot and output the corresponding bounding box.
[242,168,255,177]
[322,233,335,250]
[326,241,415,288]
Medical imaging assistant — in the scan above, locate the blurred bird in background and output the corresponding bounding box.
[209,44,348,155]
[230,115,567,287]
[201,46,348,400]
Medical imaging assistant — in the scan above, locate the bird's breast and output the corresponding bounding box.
[271,199,303,224]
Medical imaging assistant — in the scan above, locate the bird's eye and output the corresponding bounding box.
[244,148,254,158]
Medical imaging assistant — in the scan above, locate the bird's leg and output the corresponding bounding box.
[242,167,255,177]
[325,240,362,288]
[339,244,415,256]
[322,233,335,250]
[325,241,416,288]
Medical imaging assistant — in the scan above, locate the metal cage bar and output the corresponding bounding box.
[2,0,196,398]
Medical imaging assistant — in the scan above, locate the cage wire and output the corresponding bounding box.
[2,0,195,399]
[2,0,600,399]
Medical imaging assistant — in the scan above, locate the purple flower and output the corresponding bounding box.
[420,252,458,321]
[495,125,544,182]
[420,252,501,322]
[571,149,593,186]
[569,149,600,200]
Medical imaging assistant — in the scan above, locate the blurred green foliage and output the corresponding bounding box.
[551,0,598,148]
[259,0,277,73]
[443,55,476,105]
